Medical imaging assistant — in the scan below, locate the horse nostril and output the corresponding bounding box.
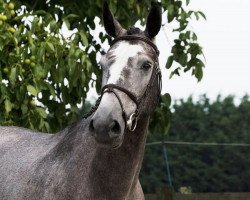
[89,119,95,132]
[110,120,121,134]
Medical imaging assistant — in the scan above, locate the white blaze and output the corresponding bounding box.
[107,42,144,84]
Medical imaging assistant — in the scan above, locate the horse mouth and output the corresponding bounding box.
[95,141,122,149]
[112,142,122,149]
[93,134,123,149]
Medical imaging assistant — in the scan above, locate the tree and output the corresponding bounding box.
[0,0,205,132]
[140,95,250,193]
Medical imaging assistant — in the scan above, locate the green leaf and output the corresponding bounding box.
[38,44,45,62]
[188,43,202,56]
[194,66,203,81]
[167,5,175,22]
[194,12,199,20]
[187,10,193,17]
[196,58,205,68]
[169,67,181,79]
[192,32,197,41]
[162,93,171,107]
[33,10,48,15]
[21,104,28,114]
[185,31,191,39]
[44,122,50,132]
[81,54,86,65]
[176,1,182,7]
[27,31,35,52]
[135,4,140,14]
[9,67,17,85]
[4,99,12,114]
[36,107,47,118]
[179,33,186,40]
[50,20,58,32]
[74,49,82,58]
[34,65,45,79]
[165,56,173,69]
[46,42,55,52]
[65,14,79,19]
[27,85,38,96]
[168,4,174,15]
[39,118,45,130]
[198,11,207,20]
[79,31,88,46]
[186,0,190,6]
[179,53,187,67]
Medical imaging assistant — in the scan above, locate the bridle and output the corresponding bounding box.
[84,35,162,132]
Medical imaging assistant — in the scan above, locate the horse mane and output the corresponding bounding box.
[127,27,142,35]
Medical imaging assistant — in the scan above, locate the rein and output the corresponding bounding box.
[84,35,162,132]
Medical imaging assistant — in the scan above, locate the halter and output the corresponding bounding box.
[84,35,162,132]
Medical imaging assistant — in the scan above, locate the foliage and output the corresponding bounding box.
[0,0,94,132]
[140,95,250,193]
[150,93,172,134]
[0,0,205,132]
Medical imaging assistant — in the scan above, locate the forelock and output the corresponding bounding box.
[107,41,144,84]
[127,27,143,35]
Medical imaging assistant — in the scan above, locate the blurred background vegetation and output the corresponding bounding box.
[141,95,250,193]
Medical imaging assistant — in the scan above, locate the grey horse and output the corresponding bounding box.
[0,3,162,200]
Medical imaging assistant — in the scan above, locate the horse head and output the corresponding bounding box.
[89,2,162,149]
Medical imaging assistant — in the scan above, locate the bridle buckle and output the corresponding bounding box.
[127,113,138,132]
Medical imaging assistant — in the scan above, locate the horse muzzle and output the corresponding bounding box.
[89,106,125,148]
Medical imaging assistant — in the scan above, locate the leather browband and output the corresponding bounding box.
[110,35,160,56]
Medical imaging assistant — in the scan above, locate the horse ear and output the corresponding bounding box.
[103,2,125,38]
[145,2,162,39]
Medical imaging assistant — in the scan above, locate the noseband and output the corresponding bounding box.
[84,35,162,132]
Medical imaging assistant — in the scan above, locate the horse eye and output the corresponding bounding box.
[141,62,152,71]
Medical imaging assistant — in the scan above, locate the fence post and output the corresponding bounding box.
[162,142,173,187]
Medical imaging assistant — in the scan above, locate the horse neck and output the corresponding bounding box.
[39,116,149,198]
[89,115,149,198]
